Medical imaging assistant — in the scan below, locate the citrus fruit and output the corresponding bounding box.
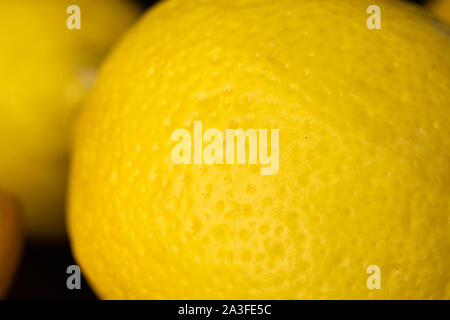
[0,190,23,298]
[428,0,450,25]
[69,0,450,299]
[0,0,140,239]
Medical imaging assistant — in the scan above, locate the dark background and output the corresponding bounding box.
[7,0,433,300]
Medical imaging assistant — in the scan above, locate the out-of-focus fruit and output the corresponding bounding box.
[69,0,450,299]
[428,0,450,25]
[0,190,22,299]
[0,0,140,239]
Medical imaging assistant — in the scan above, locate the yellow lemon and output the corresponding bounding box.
[69,0,450,299]
[0,190,23,299]
[0,0,140,239]
[428,0,450,25]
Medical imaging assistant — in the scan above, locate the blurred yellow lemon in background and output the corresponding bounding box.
[69,0,450,299]
[0,190,22,298]
[428,0,450,24]
[0,0,140,239]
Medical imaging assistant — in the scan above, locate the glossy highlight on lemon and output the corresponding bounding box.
[0,0,140,239]
[69,0,450,299]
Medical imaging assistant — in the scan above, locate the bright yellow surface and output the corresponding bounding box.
[0,0,140,239]
[428,0,450,25]
[69,0,450,299]
[0,191,22,299]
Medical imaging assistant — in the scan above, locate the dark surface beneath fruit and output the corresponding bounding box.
[7,242,97,300]
[6,0,432,300]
